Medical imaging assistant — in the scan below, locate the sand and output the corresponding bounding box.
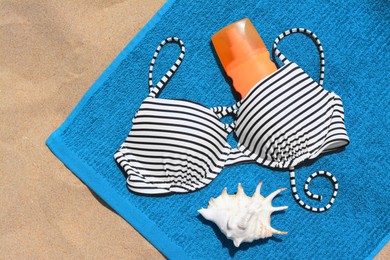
[0,0,388,258]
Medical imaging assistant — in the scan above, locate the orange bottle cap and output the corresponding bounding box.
[212,18,277,98]
[212,18,267,70]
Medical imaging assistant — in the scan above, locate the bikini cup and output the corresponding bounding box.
[229,28,350,212]
[114,37,245,195]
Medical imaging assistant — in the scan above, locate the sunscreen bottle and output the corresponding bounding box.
[212,18,277,98]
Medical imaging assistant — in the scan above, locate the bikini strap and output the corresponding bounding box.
[289,167,338,213]
[272,28,325,86]
[210,102,254,166]
[148,37,185,98]
[211,102,242,132]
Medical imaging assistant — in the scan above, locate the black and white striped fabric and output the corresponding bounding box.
[114,37,249,194]
[114,29,349,213]
[232,28,349,212]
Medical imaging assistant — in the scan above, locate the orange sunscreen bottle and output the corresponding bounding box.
[212,18,277,98]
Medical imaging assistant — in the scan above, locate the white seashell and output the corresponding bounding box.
[198,182,288,247]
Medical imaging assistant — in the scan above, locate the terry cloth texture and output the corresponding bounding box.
[46,0,390,259]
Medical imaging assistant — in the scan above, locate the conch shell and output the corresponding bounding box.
[198,182,288,247]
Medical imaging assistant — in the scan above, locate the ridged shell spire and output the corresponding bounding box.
[198,182,288,247]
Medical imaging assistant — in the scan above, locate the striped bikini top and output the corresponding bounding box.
[115,29,349,213]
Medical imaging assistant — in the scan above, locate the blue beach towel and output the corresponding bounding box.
[47,0,390,259]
